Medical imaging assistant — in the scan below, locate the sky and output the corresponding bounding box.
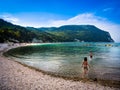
[0,0,120,42]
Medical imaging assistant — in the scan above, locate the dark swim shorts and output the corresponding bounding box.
[84,67,88,70]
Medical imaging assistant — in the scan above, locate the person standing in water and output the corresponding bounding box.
[89,51,93,59]
[82,57,90,78]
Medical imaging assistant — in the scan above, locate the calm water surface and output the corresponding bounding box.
[6,42,120,81]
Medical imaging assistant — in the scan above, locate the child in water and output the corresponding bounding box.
[82,57,90,78]
[89,51,93,59]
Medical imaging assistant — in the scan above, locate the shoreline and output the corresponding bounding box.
[0,43,119,90]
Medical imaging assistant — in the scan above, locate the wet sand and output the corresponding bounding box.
[0,43,119,90]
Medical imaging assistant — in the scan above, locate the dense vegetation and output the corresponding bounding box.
[37,25,114,42]
[0,19,114,43]
[0,19,57,43]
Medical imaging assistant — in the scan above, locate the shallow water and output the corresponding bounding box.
[6,42,120,81]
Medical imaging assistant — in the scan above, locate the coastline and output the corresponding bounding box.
[0,43,119,90]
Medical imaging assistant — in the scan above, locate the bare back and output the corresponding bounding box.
[83,61,88,67]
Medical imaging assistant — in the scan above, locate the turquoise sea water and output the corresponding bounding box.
[6,42,120,81]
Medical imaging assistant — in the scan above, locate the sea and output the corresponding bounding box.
[5,42,120,81]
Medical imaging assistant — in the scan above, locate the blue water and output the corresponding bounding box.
[6,42,120,81]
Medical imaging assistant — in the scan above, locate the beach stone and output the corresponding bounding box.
[0,44,119,90]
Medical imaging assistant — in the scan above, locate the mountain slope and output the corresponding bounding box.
[38,25,114,42]
[0,19,57,43]
[0,19,114,43]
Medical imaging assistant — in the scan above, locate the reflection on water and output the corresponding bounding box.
[6,42,120,80]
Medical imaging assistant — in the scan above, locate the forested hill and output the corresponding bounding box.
[0,19,57,43]
[37,25,114,42]
[0,19,114,43]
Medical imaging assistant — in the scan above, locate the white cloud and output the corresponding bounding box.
[103,8,113,12]
[0,14,19,24]
[50,13,106,27]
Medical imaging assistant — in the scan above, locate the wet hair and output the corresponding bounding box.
[84,57,87,61]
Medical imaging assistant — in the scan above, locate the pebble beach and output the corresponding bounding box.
[0,43,119,90]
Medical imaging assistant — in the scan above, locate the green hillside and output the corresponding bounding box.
[38,25,114,42]
[0,19,114,43]
[0,19,57,43]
